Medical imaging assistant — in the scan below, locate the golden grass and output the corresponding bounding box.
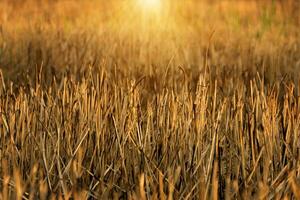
[0,0,300,199]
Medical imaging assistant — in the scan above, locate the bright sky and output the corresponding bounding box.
[137,0,162,12]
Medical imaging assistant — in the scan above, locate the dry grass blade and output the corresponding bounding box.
[288,172,300,200]
[140,174,147,200]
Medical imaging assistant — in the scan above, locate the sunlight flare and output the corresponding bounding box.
[138,0,162,12]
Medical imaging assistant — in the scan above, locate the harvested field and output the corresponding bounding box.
[0,0,300,199]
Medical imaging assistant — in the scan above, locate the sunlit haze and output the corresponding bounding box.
[137,0,162,12]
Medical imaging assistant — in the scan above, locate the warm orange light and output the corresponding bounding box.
[138,0,162,12]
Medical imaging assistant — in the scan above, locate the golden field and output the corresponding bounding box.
[0,0,300,199]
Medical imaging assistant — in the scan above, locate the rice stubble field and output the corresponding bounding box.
[0,0,300,199]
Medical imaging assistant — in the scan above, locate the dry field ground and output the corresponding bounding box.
[0,0,300,199]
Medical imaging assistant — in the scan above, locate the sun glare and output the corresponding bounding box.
[138,0,162,12]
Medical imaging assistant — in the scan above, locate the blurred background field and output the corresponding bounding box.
[1,0,299,85]
[0,0,300,199]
